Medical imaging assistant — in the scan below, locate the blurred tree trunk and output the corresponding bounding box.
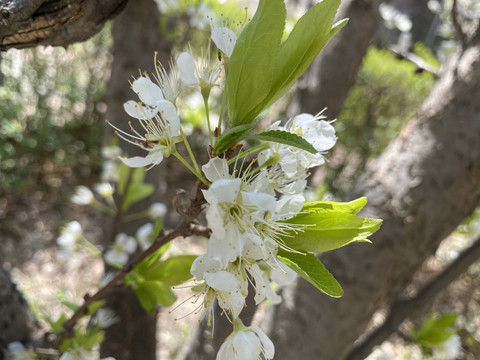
[100,0,169,359]
[0,266,36,356]
[271,20,480,360]
[288,0,382,120]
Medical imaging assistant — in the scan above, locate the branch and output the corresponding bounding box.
[451,0,467,46]
[0,0,128,50]
[388,46,440,78]
[343,236,480,360]
[58,182,206,342]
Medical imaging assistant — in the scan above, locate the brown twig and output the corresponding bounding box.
[388,46,440,78]
[59,182,206,342]
[343,236,480,360]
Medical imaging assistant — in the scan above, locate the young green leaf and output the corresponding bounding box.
[281,198,382,253]
[135,280,177,313]
[248,130,317,154]
[214,124,252,154]
[122,182,155,211]
[227,0,286,127]
[277,248,343,297]
[412,313,458,345]
[264,0,346,108]
[142,255,196,286]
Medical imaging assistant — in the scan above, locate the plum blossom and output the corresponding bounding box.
[104,233,137,266]
[217,320,274,360]
[71,186,94,205]
[258,112,336,194]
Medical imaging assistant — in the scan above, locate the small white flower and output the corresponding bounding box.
[6,342,36,360]
[136,222,154,250]
[96,308,119,328]
[57,221,83,252]
[110,98,181,169]
[217,322,274,360]
[432,334,461,360]
[101,146,122,160]
[71,186,94,205]
[104,233,137,266]
[101,160,120,183]
[149,202,167,219]
[94,182,114,198]
[177,45,222,90]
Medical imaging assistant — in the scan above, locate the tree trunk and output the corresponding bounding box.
[0,0,127,50]
[0,265,36,355]
[271,27,480,360]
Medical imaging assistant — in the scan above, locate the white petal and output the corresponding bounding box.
[211,26,237,57]
[131,76,164,106]
[251,326,275,359]
[206,232,240,267]
[274,194,305,220]
[177,52,200,85]
[156,100,181,136]
[123,100,158,120]
[190,255,222,280]
[119,152,164,168]
[271,260,297,286]
[204,270,238,291]
[241,191,276,214]
[202,157,230,182]
[204,178,241,204]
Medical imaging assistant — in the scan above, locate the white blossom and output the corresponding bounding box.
[94,182,114,198]
[211,26,237,58]
[6,342,36,360]
[149,202,167,219]
[432,334,461,360]
[136,222,154,250]
[104,233,137,266]
[71,186,94,205]
[217,323,274,360]
[96,308,119,329]
[57,221,83,252]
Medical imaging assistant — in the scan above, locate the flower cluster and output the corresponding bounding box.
[106,19,339,360]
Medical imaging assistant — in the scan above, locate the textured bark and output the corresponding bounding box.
[0,0,127,50]
[100,0,165,359]
[0,266,35,354]
[289,0,382,119]
[271,27,480,360]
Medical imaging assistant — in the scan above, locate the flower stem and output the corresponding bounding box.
[172,151,209,186]
[203,95,214,147]
[180,127,201,175]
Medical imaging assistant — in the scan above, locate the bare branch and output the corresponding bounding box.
[388,46,440,78]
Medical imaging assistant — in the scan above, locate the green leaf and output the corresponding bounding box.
[214,124,252,154]
[87,300,106,315]
[277,248,343,297]
[46,313,68,334]
[281,198,382,253]
[122,182,155,211]
[135,280,177,312]
[143,255,196,286]
[413,313,458,346]
[265,0,346,107]
[248,130,317,154]
[227,0,286,126]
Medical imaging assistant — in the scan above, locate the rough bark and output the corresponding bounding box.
[0,0,127,50]
[0,266,36,355]
[288,0,382,119]
[100,0,166,359]
[271,26,480,360]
